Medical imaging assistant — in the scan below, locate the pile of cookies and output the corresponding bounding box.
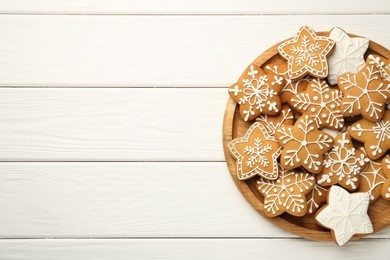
[227,26,390,246]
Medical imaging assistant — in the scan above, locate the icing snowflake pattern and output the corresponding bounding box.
[315,186,373,246]
[244,138,272,168]
[228,64,284,121]
[358,159,386,202]
[338,64,390,121]
[256,105,294,136]
[257,164,315,217]
[276,115,334,173]
[367,54,390,84]
[290,78,344,130]
[306,182,328,215]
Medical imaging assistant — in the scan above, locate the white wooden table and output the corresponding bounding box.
[0,1,389,259]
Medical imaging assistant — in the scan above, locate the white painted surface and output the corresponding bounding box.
[0,0,388,14]
[0,0,389,257]
[0,16,389,87]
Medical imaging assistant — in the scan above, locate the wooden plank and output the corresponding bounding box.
[0,162,388,238]
[0,0,388,14]
[1,238,389,259]
[0,15,389,87]
[0,88,226,161]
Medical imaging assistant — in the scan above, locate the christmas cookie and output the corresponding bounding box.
[306,179,328,215]
[348,110,390,160]
[264,56,312,104]
[276,115,334,173]
[228,122,281,180]
[317,133,368,191]
[381,157,390,200]
[358,159,386,203]
[290,78,344,130]
[367,54,390,84]
[338,64,390,122]
[228,64,284,121]
[315,185,373,246]
[256,104,294,136]
[327,27,369,85]
[257,164,315,217]
[278,26,335,80]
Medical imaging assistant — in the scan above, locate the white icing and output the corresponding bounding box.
[256,106,294,136]
[315,185,373,246]
[359,160,386,201]
[327,27,369,85]
[306,183,327,214]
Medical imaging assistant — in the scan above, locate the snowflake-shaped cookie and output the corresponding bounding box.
[256,104,294,136]
[338,64,390,122]
[315,185,373,246]
[228,64,284,121]
[228,122,281,180]
[306,179,328,215]
[278,26,335,80]
[276,115,334,173]
[367,54,390,84]
[381,157,390,200]
[327,27,369,85]
[264,57,312,104]
[317,133,368,191]
[349,110,390,160]
[257,164,315,217]
[358,159,386,203]
[290,78,344,130]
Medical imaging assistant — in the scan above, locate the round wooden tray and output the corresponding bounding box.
[222,32,390,241]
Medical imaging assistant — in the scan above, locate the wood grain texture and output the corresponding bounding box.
[0,88,226,161]
[0,162,388,238]
[0,15,389,87]
[1,238,390,259]
[0,0,388,14]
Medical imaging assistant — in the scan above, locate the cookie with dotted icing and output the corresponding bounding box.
[290,78,344,130]
[256,104,294,136]
[228,122,281,180]
[263,55,312,104]
[257,164,315,217]
[348,110,390,160]
[317,133,368,191]
[327,27,369,85]
[228,64,285,121]
[276,115,334,173]
[278,26,335,80]
[367,54,390,85]
[358,159,386,203]
[381,156,390,200]
[315,185,373,246]
[306,179,328,215]
[338,64,390,122]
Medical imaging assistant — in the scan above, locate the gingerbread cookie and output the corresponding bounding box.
[317,133,368,191]
[264,56,312,104]
[228,122,281,180]
[256,104,294,136]
[306,179,328,215]
[338,64,390,122]
[228,64,284,121]
[257,164,315,217]
[290,78,344,130]
[315,185,373,246]
[367,54,390,84]
[381,156,390,200]
[358,159,386,203]
[278,26,335,80]
[348,110,390,160]
[276,115,334,173]
[327,27,369,85]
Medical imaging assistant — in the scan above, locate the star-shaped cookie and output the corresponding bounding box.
[228,122,281,180]
[278,26,335,80]
[338,64,390,122]
[348,110,390,160]
[276,115,334,173]
[290,78,344,130]
[358,159,386,203]
[381,157,390,200]
[317,133,368,191]
[315,185,373,246]
[306,179,328,215]
[327,27,369,85]
[228,64,284,121]
[367,54,390,84]
[256,104,294,136]
[257,164,315,217]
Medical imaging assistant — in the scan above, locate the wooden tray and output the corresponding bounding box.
[222,32,390,241]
